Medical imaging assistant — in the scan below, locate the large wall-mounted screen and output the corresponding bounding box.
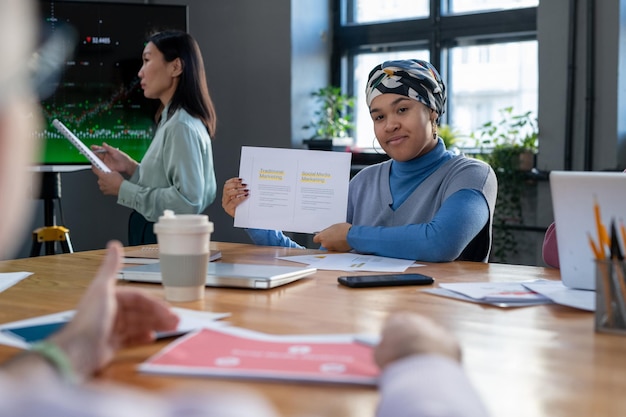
[36,1,188,166]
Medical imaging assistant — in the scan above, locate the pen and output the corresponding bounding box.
[93,149,107,154]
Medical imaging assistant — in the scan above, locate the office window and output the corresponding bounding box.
[448,40,538,146]
[334,0,538,150]
[447,0,538,15]
[351,0,428,24]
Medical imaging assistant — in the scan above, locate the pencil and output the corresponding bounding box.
[588,233,602,260]
[594,197,610,258]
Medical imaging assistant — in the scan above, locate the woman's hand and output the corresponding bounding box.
[313,223,352,252]
[221,177,249,218]
[92,167,124,196]
[49,241,179,380]
[374,312,462,370]
[91,143,138,177]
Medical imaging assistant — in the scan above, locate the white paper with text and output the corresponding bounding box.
[234,147,351,233]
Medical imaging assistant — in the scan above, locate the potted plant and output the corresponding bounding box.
[302,86,355,151]
[437,123,463,154]
[471,107,539,262]
[472,107,538,171]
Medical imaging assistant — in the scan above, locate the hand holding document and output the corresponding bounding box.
[234,146,351,234]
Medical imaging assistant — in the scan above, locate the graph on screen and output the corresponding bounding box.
[36,1,188,165]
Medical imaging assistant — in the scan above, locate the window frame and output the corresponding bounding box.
[331,1,538,134]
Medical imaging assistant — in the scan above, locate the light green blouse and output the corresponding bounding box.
[118,105,216,222]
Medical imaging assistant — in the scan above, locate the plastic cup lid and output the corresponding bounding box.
[153,210,213,234]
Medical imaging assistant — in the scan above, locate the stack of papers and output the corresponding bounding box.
[424,282,553,307]
[522,280,595,311]
[424,280,595,311]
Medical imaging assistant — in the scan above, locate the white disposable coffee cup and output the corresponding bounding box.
[153,210,214,302]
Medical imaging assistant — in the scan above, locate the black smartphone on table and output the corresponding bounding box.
[337,273,434,288]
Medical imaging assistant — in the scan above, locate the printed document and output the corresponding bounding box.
[140,325,379,385]
[234,146,351,234]
[277,253,418,272]
[522,280,595,311]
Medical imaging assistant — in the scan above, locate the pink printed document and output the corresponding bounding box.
[139,326,379,385]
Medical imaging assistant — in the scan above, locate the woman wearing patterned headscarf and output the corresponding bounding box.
[223,59,497,262]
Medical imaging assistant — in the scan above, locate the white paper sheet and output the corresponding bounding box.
[522,280,595,311]
[423,288,553,308]
[0,310,75,349]
[234,146,351,234]
[277,253,417,272]
[438,281,552,302]
[0,308,231,349]
[0,272,32,293]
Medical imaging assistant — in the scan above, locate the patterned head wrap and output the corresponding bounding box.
[365,59,446,118]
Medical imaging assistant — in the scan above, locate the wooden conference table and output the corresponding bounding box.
[0,241,624,417]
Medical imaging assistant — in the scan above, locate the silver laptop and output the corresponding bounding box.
[118,262,317,289]
[549,171,626,290]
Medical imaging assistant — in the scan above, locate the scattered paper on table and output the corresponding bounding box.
[425,280,595,311]
[0,310,75,349]
[438,281,552,302]
[423,287,553,308]
[277,253,418,272]
[158,308,231,338]
[0,272,32,293]
[0,308,231,349]
[522,280,595,311]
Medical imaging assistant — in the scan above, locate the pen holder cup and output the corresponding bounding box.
[595,259,626,335]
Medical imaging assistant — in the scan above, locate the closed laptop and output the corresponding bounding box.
[118,262,316,289]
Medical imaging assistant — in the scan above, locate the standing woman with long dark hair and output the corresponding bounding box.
[92,31,217,245]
